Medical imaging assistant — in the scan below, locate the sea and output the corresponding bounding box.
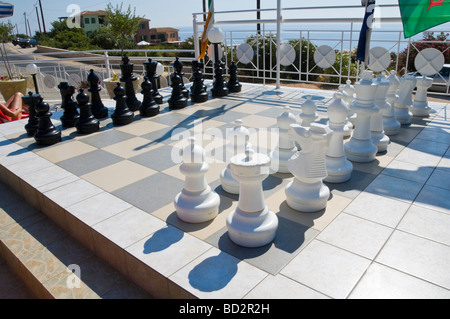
[176,22,450,53]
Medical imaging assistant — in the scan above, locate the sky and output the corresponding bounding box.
[6,0,405,36]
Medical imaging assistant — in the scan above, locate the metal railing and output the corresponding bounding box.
[2,3,450,100]
[193,3,450,94]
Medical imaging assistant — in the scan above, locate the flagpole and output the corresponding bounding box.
[276,0,281,90]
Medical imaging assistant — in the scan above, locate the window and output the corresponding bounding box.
[85,17,90,24]
[139,24,146,30]
[91,17,96,24]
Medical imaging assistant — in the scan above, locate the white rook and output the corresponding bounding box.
[226,145,278,248]
[175,137,220,223]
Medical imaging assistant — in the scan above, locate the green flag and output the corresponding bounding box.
[399,0,450,38]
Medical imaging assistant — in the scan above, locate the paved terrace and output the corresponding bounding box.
[0,82,450,299]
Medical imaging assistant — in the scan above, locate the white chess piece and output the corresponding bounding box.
[340,79,357,128]
[383,70,401,136]
[395,74,416,125]
[285,123,332,212]
[325,93,353,183]
[220,119,250,194]
[270,106,297,173]
[371,75,390,153]
[299,96,318,127]
[175,137,220,223]
[344,71,379,163]
[411,75,433,117]
[226,144,278,248]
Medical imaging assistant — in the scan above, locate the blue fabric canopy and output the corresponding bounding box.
[0,1,14,19]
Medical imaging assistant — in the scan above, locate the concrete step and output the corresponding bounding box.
[0,180,153,299]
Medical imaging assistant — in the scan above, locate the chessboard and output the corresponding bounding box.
[1,80,448,299]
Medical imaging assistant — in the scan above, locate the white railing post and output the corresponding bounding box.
[193,14,200,59]
[276,0,281,90]
[105,51,111,79]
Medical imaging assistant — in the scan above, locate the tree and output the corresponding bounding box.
[104,2,140,57]
[0,22,15,78]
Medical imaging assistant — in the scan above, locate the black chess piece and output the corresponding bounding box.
[227,62,242,93]
[87,69,109,119]
[173,57,189,99]
[190,61,208,103]
[76,89,100,134]
[58,82,80,128]
[22,91,40,136]
[120,55,141,112]
[139,76,160,117]
[168,73,188,109]
[211,60,229,98]
[34,96,61,146]
[143,58,163,105]
[111,83,134,126]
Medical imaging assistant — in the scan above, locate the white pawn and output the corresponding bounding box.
[175,137,220,224]
[395,74,417,125]
[411,75,433,117]
[270,106,297,174]
[299,95,318,127]
[344,70,379,163]
[383,70,401,136]
[325,93,353,183]
[286,123,332,212]
[226,144,278,248]
[371,75,390,153]
[220,119,250,194]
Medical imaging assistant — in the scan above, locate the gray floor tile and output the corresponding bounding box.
[281,240,371,299]
[349,262,450,299]
[398,204,450,246]
[112,173,184,214]
[57,149,124,176]
[376,230,450,290]
[414,184,450,214]
[316,213,393,259]
[80,130,136,149]
[343,191,410,228]
[365,174,424,203]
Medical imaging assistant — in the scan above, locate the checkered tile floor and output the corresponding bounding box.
[1,82,450,299]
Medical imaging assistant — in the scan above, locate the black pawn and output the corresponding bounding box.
[139,76,160,117]
[111,83,134,126]
[190,62,208,103]
[173,57,189,99]
[168,73,187,109]
[22,91,40,136]
[211,60,229,98]
[143,58,163,105]
[34,97,61,146]
[87,69,109,119]
[58,82,80,128]
[227,62,242,93]
[120,55,141,112]
[76,89,100,134]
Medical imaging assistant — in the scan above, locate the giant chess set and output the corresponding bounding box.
[1,47,448,298]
